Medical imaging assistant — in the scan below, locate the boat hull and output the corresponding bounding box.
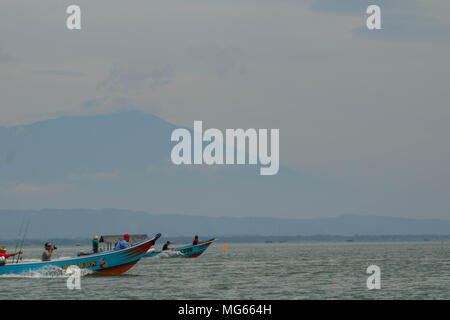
[144,238,216,258]
[0,239,154,276]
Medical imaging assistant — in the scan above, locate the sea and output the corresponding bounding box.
[0,241,449,300]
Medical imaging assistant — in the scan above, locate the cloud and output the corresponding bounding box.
[78,95,165,122]
[81,96,137,113]
[32,70,86,77]
[68,171,121,182]
[9,183,75,195]
[97,64,173,93]
[188,45,246,79]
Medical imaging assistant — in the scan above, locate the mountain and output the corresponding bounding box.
[0,209,449,239]
[0,111,175,181]
[0,110,321,217]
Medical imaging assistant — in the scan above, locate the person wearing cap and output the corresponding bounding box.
[0,247,23,265]
[41,243,55,262]
[192,235,205,246]
[162,241,172,251]
[92,235,99,253]
[114,233,131,251]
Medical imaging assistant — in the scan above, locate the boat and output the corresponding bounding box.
[0,235,159,276]
[144,238,217,258]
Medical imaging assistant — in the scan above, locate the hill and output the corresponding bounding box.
[1,209,449,239]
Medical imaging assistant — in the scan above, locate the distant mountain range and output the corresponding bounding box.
[1,209,449,239]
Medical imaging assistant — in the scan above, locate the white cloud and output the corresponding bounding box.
[9,184,75,195]
[68,171,120,182]
[97,64,173,93]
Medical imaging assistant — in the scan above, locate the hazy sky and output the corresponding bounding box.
[1,1,450,218]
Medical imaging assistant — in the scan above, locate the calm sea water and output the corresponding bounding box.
[1,242,449,300]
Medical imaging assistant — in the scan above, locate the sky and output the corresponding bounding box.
[1,0,450,219]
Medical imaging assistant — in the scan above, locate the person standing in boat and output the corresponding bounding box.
[92,235,99,253]
[192,235,205,245]
[41,243,56,261]
[0,247,23,265]
[114,233,131,250]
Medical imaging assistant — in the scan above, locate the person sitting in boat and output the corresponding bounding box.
[0,246,23,265]
[192,235,205,246]
[41,242,56,262]
[162,241,172,251]
[92,235,99,253]
[114,233,131,251]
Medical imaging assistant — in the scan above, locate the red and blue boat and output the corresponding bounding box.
[144,238,217,258]
[0,236,158,276]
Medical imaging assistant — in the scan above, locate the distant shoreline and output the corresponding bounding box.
[1,234,450,247]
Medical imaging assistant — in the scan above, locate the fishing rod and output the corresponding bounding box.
[13,213,26,258]
[15,217,30,264]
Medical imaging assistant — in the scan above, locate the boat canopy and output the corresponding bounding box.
[99,234,148,244]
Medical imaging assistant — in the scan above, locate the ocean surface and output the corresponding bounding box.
[1,241,449,300]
